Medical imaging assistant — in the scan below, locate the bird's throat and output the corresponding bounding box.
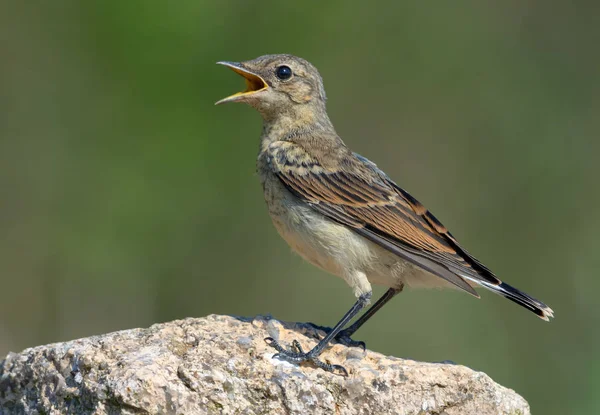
[259,109,334,151]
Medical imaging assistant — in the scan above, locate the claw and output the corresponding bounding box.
[265,337,349,376]
[332,364,349,377]
[291,340,304,354]
[265,337,291,355]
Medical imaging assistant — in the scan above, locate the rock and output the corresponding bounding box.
[0,315,530,414]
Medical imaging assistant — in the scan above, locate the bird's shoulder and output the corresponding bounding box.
[264,133,384,184]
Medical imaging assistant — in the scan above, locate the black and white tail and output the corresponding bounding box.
[466,278,554,321]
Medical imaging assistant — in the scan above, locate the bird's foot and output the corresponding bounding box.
[264,337,348,376]
[305,323,366,350]
[334,328,366,350]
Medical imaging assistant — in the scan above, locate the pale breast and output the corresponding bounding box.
[261,169,346,275]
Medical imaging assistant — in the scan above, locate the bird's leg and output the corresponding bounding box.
[265,292,371,376]
[334,287,403,350]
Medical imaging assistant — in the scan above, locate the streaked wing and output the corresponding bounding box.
[267,141,503,297]
[352,153,499,283]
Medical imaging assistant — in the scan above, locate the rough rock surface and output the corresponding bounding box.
[0,315,530,414]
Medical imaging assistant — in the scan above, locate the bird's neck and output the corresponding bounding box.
[259,104,334,153]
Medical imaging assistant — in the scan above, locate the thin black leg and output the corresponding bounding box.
[265,292,372,376]
[341,287,402,338]
[303,286,403,350]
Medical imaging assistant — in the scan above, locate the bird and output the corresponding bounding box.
[216,54,554,375]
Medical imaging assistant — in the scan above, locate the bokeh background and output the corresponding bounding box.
[1,1,598,413]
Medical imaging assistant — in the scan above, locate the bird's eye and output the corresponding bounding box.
[276,65,292,80]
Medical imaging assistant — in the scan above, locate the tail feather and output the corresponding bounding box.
[463,277,554,321]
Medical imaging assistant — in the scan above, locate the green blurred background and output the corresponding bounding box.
[1,1,598,413]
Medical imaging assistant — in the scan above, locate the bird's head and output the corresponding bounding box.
[216,54,327,120]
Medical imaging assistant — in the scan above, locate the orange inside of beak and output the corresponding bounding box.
[235,67,268,95]
[218,65,268,103]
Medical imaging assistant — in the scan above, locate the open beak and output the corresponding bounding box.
[215,61,268,105]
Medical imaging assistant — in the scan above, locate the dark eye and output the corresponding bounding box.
[276,65,292,80]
